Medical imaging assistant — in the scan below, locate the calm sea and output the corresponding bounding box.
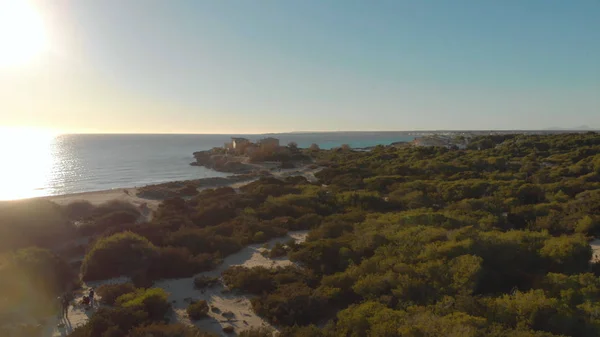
[0,133,414,200]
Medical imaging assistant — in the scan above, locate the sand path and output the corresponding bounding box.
[41,232,308,337]
[156,230,308,336]
[591,239,600,263]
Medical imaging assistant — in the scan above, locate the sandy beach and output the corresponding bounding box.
[46,187,161,209]
[43,165,321,211]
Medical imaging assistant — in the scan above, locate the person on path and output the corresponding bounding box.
[60,294,70,319]
[88,288,95,308]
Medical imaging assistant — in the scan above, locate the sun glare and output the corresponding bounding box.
[0,127,57,200]
[0,0,48,67]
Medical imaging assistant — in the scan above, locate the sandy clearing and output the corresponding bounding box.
[155,230,309,336]
[46,188,161,211]
[40,232,308,337]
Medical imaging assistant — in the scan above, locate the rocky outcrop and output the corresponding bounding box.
[191,151,255,173]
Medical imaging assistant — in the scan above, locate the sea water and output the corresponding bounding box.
[0,133,414,200]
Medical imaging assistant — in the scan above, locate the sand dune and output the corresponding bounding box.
[43,232,308,337]
[156,230,309,336]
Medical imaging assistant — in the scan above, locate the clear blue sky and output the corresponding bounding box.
[1,0,599,133]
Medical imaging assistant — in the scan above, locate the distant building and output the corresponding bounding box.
[231,137,250,149]
[245,144,259,156]
[258,137,280,148]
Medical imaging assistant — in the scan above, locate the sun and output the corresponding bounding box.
[0,0,48,67]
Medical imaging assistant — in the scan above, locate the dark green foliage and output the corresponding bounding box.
[239,327,274,337]
[0,199,71,252]
[68,306,148,337]
[187,300,209,320]
[81,232,159,281]
[10,247,74,295]
[269,242,287,258]
[194,275,219,289]
[222,266,315,295]
[78,210,139,236]
[129,324,217,336]
[96,283,136,305]
[148,246,215,279]
[222,266,276,294]
[252,282,327,326]
[116,287,171,321]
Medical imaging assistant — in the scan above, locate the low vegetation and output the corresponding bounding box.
[67,286,171,337]
[0,199,72,252]
[194,275,219,289]
[96,282,136,305]
[187,300,209,320]
[3,133,600,336]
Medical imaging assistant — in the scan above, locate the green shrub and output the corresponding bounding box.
[63,200,95,219]
[251,282,326,326]
[194,275,219,289]
[0,199,70,252]
[129,323,217,336]
[253,231,266,243]
[96,283,136,305]
[269,243,287,258]
[116,288,171,321]
[67,306,149,337]
[187,300,209,320]
[9,247,74,296]
[239,327,274,337]
[78,210,139,236]
[222,266,275,294]
[149,247,215,280]
[93,200,140,217]
[81,231,159,281]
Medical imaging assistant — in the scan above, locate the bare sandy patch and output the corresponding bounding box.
[155,230,309,336]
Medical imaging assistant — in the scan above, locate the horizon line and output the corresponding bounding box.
[53,129,600,136]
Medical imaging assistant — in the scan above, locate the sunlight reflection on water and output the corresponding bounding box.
[0,128,57,200]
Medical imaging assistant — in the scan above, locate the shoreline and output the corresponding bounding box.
[35,165,321,209]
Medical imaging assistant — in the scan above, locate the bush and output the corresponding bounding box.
[253,231,267,243]
[0,199,70,252]
[68,306,149,337]
[78,210,139,236]
[81,232,159,281]
[269,243,287,258]
[10,247,74,296]
[251,282,326,326]
[187,300,209,320]
[94,200,140,217]
[222,266,275,294]
[180,184,199,196]
[149,247,215,280]
[239,327,274,337]
[129,323,217,337]
[194,275,219,289]
[64,200,95,219]
[116,288,171,321]
[96,283,136,305]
